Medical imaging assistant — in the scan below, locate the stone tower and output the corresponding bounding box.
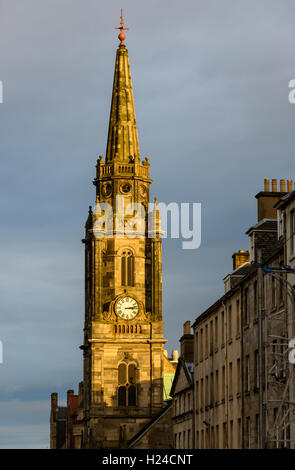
[81,18,165,449]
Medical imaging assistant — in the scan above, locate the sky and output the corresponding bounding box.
[1,0,295,448]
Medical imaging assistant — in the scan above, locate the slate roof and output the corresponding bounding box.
[246,218,277,234]
[170,357,193,397]
[127,401,173,448]
[275,190,295,209]
[224,262,253,279]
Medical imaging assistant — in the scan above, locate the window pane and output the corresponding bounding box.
[128,364,136,384]
[118,386,126,406]
[127,256,134,286]
[128,385,136,406]
[118,363,127,385]
[121,256,126,286]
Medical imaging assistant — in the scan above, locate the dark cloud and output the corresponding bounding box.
[1,0,295,447]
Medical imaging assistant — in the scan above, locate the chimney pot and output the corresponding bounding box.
[287,179,293,192]
[67,389,74,404]
[172,350,179,362]
[272,179,277,192]
[51,392,58,406]
[264,178,270,192]
[183,321,191,335]
[280,179,285,192]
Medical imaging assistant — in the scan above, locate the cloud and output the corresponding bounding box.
[1,0,295,447]
[0,400,50,448]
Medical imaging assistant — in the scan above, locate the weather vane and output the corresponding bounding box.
[115,8,128,46]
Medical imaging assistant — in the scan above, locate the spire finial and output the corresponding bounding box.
[115,9,128,46]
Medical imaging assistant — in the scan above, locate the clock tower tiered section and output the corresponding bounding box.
[81,39,164,449]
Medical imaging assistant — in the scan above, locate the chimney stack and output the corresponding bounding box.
[51,392,58,421]
[179,321,194,361]
[256,178,290,221]
[67,389,74,407]
[232,250,250,270]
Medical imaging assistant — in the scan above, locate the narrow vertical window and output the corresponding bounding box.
[245,287,249,324]
[215,316,218,347]
[245,354,250,392]
[228,305,232,340]
[210,320,213,354]
[229,362,233,397]
[222,366,225,400]
[271,276,276,309]
[128,255,134,286]
[237,358,241,393]
[128,386,136,406]
[121,256,126,286]
[256,414,259,448]
[118,361,137,406]
[210,373,214,405]
[279,261,283,303]
[118,386,126,406]
[254,281,258,320]
[200,378,204,409]
[223,422,227,449]
[215,370,219,402]
[216,425,219,449]
[221,311,225,345]
[236,299,240,335]
[237,419,241,448]
[229,420,233,448]
[200,328,203,358]
[247,417,251,449]
[290,209,295,254]
[254,350,259,389]
[121,250,134,286]
[118,363,127,385]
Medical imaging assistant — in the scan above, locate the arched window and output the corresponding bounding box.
[117,362,137,406]
[121,250,134,286]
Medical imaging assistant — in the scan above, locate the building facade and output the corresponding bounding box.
[168,179,295,449]
[50,17,176,449]
[192,178,295,449]
[170,322,194,449]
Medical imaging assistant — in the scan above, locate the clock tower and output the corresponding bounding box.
[81,13,165,448]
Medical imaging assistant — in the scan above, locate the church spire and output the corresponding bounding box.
[105,11,140,163]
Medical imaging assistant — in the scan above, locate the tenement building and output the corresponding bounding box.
[169,178,295,449]
[50,14,177,449]
[192,178,295,449]
[170,321,194,449]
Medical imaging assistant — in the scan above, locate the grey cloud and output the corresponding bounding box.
[1,0,295,447]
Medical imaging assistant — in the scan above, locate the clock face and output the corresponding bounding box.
[116,297,139,320]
